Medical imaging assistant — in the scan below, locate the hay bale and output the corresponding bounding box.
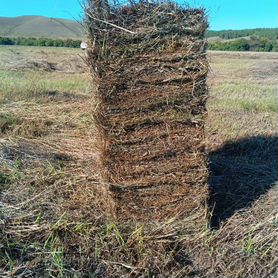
[85,1,209,221]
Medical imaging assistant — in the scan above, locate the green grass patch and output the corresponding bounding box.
[0,113,18,133]
[211,98,277,113]
[240,99,277,112]
[210,57,255,72]
[212,81,277,99]
[0,173,9,185]
[209,79,277,113]
[0,70,90,103]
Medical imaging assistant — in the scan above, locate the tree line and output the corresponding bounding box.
[0,33,278,52]
[206,28,278,40]
[0,37,82,48]
[208,37,277,52]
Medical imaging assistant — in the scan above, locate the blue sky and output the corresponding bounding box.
[0,0,277,30]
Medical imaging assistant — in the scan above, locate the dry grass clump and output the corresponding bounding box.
[84,0,209,221]
[209,188,277,277]
[0,113,18,134]
[0,114,53,138]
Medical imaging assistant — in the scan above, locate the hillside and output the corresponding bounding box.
[207,28,278,40]
[206,28,277,52]
[0,16,84,39]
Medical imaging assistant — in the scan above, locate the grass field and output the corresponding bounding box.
[0,46,277,277]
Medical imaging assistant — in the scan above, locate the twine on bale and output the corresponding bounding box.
[84,0,209,222]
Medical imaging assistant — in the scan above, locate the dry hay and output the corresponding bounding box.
[84,1,209,222]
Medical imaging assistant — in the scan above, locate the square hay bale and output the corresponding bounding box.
[85,1,209,222]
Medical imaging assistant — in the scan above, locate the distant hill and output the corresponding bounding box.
[0,16,84,39]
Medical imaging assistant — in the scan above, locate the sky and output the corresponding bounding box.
[0,0,277,30]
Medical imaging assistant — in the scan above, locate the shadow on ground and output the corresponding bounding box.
[208,135,278,228]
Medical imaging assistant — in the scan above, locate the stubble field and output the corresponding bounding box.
[0,46,277,277]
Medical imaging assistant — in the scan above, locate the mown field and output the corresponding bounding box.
[0,46,277,277]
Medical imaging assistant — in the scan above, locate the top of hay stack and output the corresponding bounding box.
[84,1,208,57]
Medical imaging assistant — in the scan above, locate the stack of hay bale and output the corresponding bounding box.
[85,1,209,221]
